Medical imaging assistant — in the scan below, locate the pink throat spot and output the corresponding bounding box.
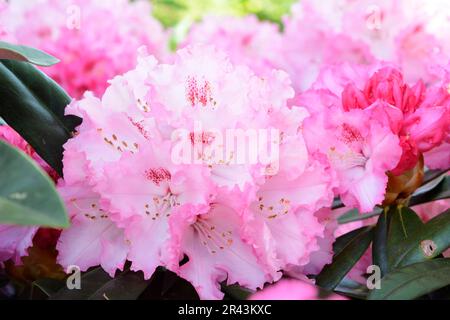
[145,168,171,186]
[186,76,212,107]
[341,123,363,144]
[189,131,216,145]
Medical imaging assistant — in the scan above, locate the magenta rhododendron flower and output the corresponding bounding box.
[296,64,449,211]
[1,0,167,98]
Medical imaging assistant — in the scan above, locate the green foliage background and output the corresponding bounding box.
[150,0,296,27]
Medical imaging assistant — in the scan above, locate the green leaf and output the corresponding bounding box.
[33,278,66,297]
[422,168,449,185]
[0,140,69,227]
[387,207,424,271]
[316,226,373,290]
[335,278,368,300]
[0,60,81,176]
[88,271,150,300]
[409,176,450,207]
[368,258,450,300]
[395,209,450,268]
[333,226,372,256]
[222,284,252,300]
[0,41,59,66]
[372,209,390,276]
[338,207,382,224]
[50,268,150,300]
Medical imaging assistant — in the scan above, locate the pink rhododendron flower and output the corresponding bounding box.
[425,142,450,170]
[57,45,337,299]
[168,192,273,300]
[302,105,402,213]
[0,225,37,265]
[303,64,449,177]
[280,0,450,89]
[56,181,129,276]
[0,0,9,40]
[182,15,283,77]
[280,1,376,92]
[2,0,167,98]
[339,67,449,174]
[250,279,348,300]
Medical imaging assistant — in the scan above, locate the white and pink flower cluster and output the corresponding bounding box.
[55,46,336,299]
[0,0,449,300]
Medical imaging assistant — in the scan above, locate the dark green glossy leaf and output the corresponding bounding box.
[409,176,450,207]
[0,140,69,227]
[0,41,59,66]
[50,268,110,300]
[368,258,450,300]
[338,207,382,224]
[335,278,368,300]
[88,271,150,300]
[396,209,450,268]
[0,60,81,176]
[372,209,390,276]
[316,226,373,290]
[333,226,372,256]
[222,284,252,300]
[387,207,424,271]
[33,278,66,297]
[50,268,150,300]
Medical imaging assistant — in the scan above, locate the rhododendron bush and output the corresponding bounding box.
[0,0,449,301]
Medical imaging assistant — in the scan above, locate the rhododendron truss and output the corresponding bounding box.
[0,0,448,303]
[297,65,449,211]
[0,0,168,98]
[54,46,337,299]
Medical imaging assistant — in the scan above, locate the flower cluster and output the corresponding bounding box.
[56,46,336,299]
[54,0,449,299]
[1,0,168,98]
[1,0,449,300]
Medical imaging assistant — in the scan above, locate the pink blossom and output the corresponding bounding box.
[340,67,449,174]
[250,279,348,300]
[280,0,450,89]
[57,45,337,299]
[0,225,37,265]
[3,0,168,98]
[56,181,129,276]
[425,142,450,170]
[96,140,214,278]
[279,1,376,92]
[182,15,283,77]
[302,105,402,212]
[245,162,335,270]
[168,191,273,300]
[306,65,449,176]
